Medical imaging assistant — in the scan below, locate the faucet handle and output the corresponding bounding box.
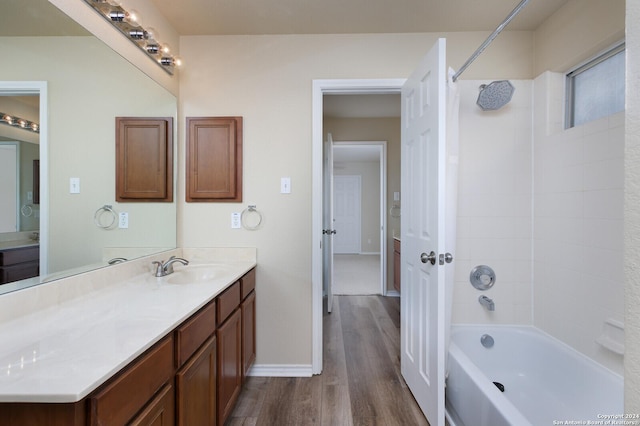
[152,260,164,277]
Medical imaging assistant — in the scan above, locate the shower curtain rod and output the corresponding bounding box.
[451,0,530,82]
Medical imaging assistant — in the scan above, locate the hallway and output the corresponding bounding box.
[226,295,429,425]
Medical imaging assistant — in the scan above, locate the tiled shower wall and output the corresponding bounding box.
[533,72,624,375]
[453,80,533,325]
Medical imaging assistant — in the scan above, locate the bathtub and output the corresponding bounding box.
[445,325,623,426]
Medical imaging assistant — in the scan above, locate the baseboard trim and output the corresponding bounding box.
[247,364,314,377]
[385,290,400,297]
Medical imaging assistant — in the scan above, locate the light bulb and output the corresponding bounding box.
[124,9,142,27]
[145,27,159,43]
[106,0,122,6]
[145,43,160,55]
[160,43,171,55]
[2,114,12,124]
[173,56,183,67]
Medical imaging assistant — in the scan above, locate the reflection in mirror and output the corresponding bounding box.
[0,0,177,294]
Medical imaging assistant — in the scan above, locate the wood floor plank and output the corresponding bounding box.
[321,384,353,426]
[227,295,429,426]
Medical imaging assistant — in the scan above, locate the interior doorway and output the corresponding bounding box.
[331,142,387,296]
[312,79,404,374]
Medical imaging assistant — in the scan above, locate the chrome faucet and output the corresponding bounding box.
[153,256,189,277]
[479,295,495,311]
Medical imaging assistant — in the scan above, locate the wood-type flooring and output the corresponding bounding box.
[226,295,430,425]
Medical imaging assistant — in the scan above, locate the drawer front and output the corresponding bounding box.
[217,281,240,325]
[240,268,256,300]
[0,246,39,266]
[175,300,216,368]
[89,336,174,426]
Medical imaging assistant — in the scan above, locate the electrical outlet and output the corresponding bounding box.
[231,212,241,229]
[119,212,129,229]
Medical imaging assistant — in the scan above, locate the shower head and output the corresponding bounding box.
[476,80,515,111]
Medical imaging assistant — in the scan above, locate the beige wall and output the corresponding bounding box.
[625,0,640,414]
[534,0,625,74]
[178,32,533,366]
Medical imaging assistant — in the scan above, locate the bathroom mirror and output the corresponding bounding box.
[0,0,177,294]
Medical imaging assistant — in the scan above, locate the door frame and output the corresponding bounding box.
[312,79,404,374]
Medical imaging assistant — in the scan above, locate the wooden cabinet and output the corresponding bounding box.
[240,269,256,378]
[186,117,243,202]
[0,267,257,426]
[216,282,243,426]
[88,337,174,426]
[0,245,39,285]
[116,117,173,202]
[176,336,216,426]
[393,238,401,292]
[129,384,175,426]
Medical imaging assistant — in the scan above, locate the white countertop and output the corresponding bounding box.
[0,240,39,250]
[0,258,255,403]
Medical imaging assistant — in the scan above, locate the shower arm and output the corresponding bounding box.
[451,0,530,82]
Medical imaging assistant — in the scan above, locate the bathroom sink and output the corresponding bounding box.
[164,264,234,285]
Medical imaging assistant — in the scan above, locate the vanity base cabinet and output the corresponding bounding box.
[0,245,39,284]
[176,335,216,426]
[217,308,242,426]
[0,267,257,426]
[129,384,175,426]
[88,336,174,426]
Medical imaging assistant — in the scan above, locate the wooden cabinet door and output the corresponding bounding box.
[216,309,242,426]
[176,335,217,426]
[241,290,256,378]
[129,384,175,426]
[186,117,243,202]
[116,117,173,202]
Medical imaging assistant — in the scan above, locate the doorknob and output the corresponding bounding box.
[420,251,436,265]
[439,252,454,265]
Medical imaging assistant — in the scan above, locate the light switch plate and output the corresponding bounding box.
[70,177,80,194]
[281,177,291,194]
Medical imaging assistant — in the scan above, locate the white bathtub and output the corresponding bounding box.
[445,325,623,426]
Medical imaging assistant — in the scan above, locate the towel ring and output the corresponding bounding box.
[21,205,33,217]
[94,205,117,229]
[241,205,263,230]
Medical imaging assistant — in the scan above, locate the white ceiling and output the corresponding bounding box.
[150,0,568,36]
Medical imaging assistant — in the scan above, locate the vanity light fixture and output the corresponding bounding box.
[83,0,181,75]
[0,112,39,133]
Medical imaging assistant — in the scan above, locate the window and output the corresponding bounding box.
[566,43,625,128]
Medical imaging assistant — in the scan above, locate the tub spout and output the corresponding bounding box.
[479,295,495,311]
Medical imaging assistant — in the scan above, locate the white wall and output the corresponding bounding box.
[534,72,624,375]
[453,80,533,325]
[624,0,640,413]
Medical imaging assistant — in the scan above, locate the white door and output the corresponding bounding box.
[400,38,447,426]
[323,134,335,313]
[333,175,361,254]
